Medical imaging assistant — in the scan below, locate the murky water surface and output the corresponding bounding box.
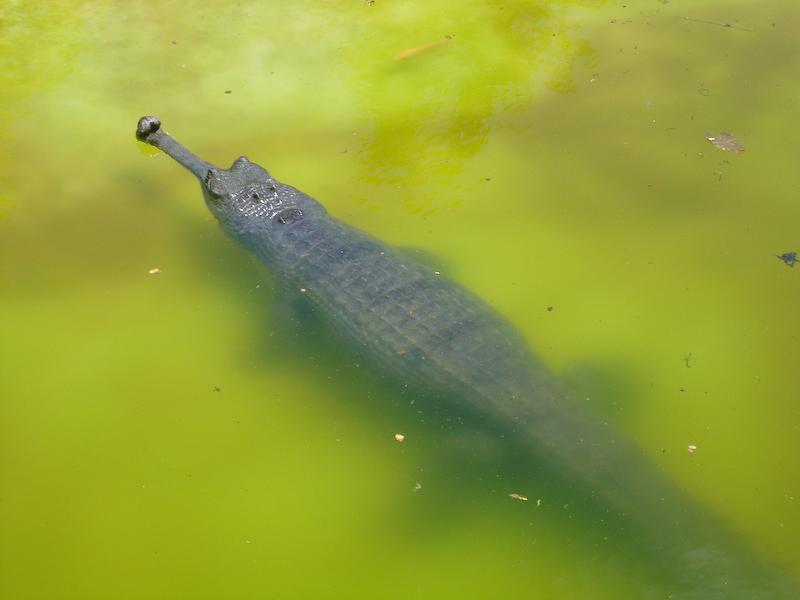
[1,1,799,598]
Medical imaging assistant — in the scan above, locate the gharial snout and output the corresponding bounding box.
[136,116,162,142]
[134,116,218,181]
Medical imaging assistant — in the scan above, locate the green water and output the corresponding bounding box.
[1,1,799,598]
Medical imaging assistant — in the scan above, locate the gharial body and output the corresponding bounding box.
[136,116,793,599]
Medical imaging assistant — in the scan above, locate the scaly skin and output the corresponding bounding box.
[136,116,794,598]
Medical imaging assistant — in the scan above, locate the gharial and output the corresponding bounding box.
[136,115,794,599]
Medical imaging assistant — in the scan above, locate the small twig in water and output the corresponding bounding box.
[683,16,752,32]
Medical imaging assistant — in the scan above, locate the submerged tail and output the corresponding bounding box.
[497,372,795,598]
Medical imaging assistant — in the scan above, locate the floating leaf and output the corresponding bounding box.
[776,252,798,267]
[705,132,745,153]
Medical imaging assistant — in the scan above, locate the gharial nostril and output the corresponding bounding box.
[136,116,161,141]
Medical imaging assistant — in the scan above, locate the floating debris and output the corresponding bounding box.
[148,267,161,275]
[688,444,698,454]
[777,252,798,267]
[394,433,406,442]
[705,132,745,153]
[536,498,542,507]
[213,386,221,392]
[395,35,454,61]
[683,16,752,32]
[509,492,529,502]
[683,353,692,368]
[224,90,232,94]
[414,482,422,491]
[546,306,554,312]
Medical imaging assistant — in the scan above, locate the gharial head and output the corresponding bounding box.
[136,116,319,229]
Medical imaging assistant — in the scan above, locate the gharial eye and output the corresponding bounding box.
[203,170,224,196]
[275,208,303,224]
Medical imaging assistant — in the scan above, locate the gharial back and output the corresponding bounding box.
[221,179,636,473]
[242,190,542,415]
